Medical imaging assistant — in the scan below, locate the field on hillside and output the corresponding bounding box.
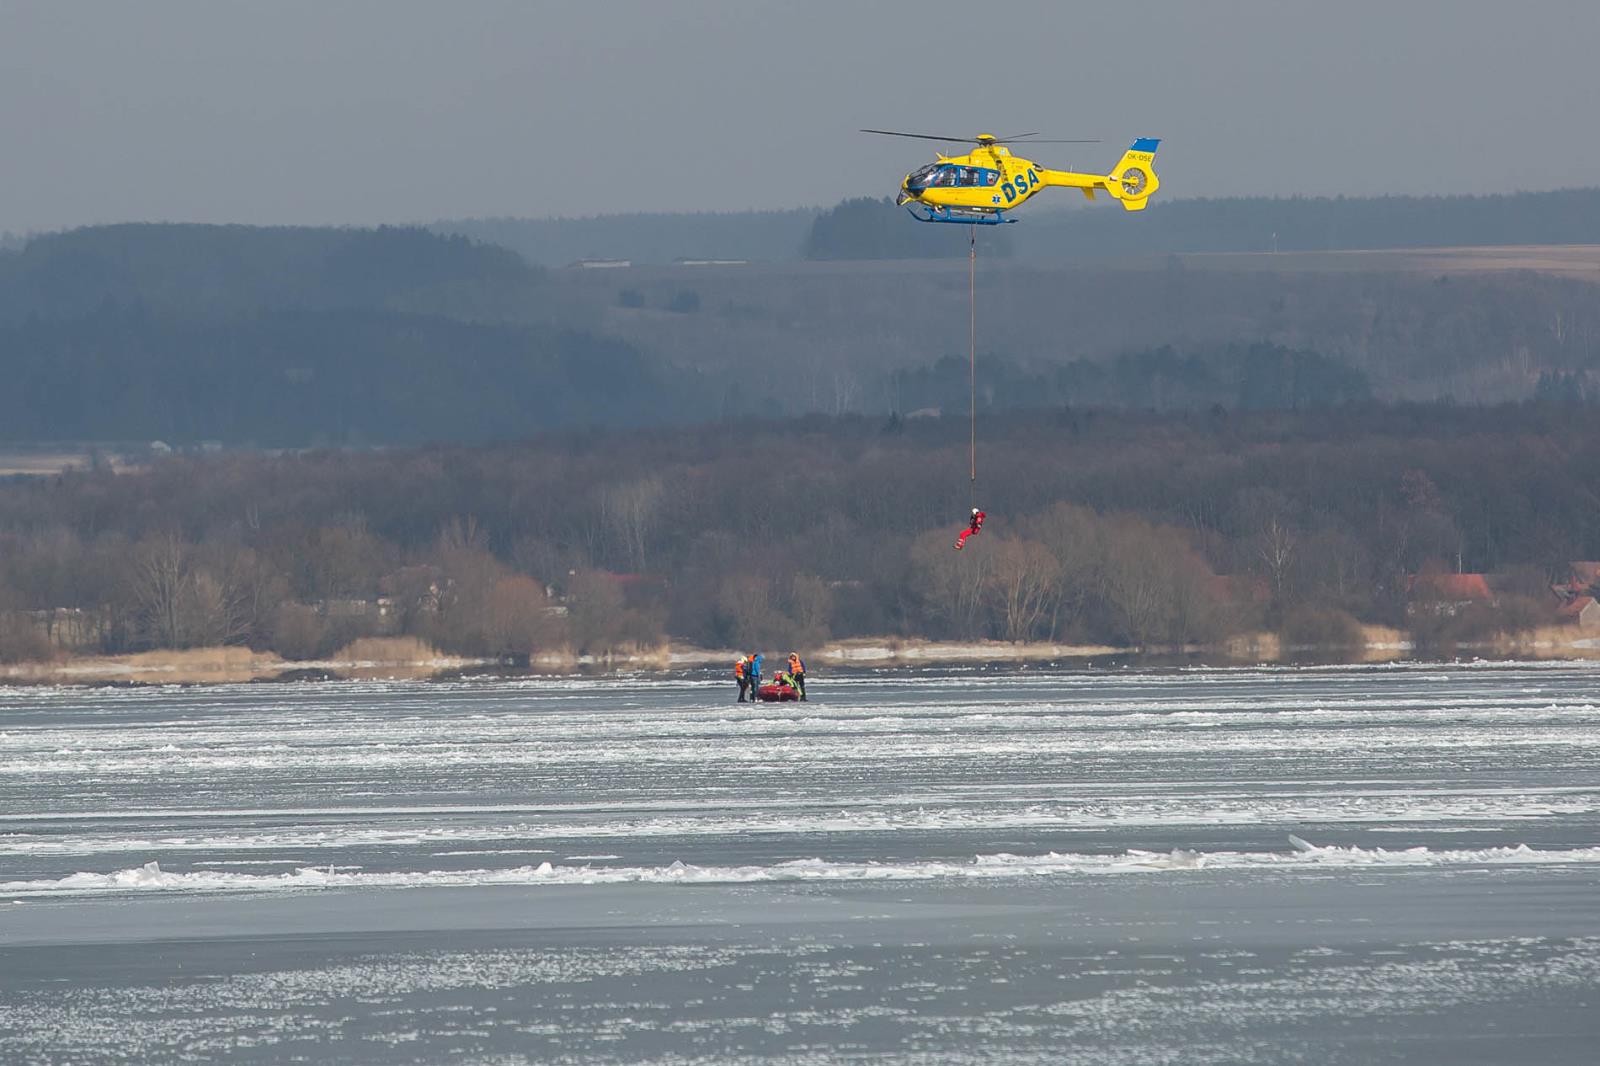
[6,225,1600,446]
[1178,243,1600,278]
[547,245,1600,404]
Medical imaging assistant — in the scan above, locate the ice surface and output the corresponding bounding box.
[4,664,1599,1062]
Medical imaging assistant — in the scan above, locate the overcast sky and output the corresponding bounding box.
[3,0,1598,232]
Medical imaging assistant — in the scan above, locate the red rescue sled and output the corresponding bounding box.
[756,682,799,702]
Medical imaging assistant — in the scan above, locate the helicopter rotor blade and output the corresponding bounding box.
[861,129,1103,147]
[860,129,979,143]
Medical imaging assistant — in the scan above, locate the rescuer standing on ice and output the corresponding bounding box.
[955,507,986,550]
[787,651,807,701]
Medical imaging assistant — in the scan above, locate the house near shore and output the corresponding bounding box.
[1568,561,1600,587]
[1405,572,1493,617]
[24,606,98,650]
[317,597,393,620]
[1547,562,1600,624]
[1555,595,1600,631]
[1553,561,1600,600]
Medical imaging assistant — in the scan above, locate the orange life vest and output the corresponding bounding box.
[734,659,746,679]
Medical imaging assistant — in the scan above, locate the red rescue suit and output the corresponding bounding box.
[955,510,986,550]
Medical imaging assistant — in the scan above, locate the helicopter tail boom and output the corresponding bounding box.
[1037,138,1162,211]
[1103,138,1161,211]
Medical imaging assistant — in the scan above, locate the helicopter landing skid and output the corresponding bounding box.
[904,205,1014,225]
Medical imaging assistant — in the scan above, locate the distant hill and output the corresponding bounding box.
[889,343,1371,415]
[0,224,712,446]
[1014,187,1600,258]
[0,307,704,446]
[434,187,1600,265]
[0,223,534,320]
[432,209,817,267]
[3,212,1600,449]
[804,198,1013,260]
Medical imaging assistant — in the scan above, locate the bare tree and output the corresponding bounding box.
[1021,503,1109,641]
[482,574,560,656]
[0,582,52,663]
[438,515,489,556]
[1102,526,1171,646]
[601,477,665,573]
[1255,513,1298,599]
[186,571,243,647]
[301,521,387,601]
[1233,488,1300,605]
[987,538,1060,642]
[196,541,283,647]
[910,529,991,640]
[567,570,628,655]
[132,535,192,648]
[785,574,833,646]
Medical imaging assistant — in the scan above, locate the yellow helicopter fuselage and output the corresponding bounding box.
[897,137,1160,223]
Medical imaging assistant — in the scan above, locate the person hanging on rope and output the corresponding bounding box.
[955,507,986,550]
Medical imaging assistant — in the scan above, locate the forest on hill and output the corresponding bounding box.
[571,259,1600,408]
[432,187,1600,265]
[433,209,819,268]
[4,220,1600,450]
[2,404,1597,664]
[1008,186,1600,258]
[0,308,699,445]
[0,224,702,444]
[7,221,1600,446]
[0,223,535,318]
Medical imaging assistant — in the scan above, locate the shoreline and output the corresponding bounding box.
[3,628,1599,687]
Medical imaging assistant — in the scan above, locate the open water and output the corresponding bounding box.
[2,663,1598,1063]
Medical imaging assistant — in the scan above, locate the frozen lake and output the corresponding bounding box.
[2,663,1598,1063]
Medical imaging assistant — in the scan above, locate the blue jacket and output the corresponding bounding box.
[750,654,763,682]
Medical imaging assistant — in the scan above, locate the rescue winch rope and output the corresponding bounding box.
[968,224,977,507]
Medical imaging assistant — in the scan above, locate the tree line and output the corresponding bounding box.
[434,209,819,268]
[0,307,701,445]
[1010,187,1600,259]
[0,223,535,321]
[800,187,1600,260]
[429,187,1600,266]
[890,343,1372,415]
[3,403,1597,663]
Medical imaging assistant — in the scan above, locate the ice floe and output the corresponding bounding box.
[7,837,1600,898]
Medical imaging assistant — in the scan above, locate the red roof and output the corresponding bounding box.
[1557,595,1595,619]
[1407,573,1492,601]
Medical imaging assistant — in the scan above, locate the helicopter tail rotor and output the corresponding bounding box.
[1103,138,1161,211]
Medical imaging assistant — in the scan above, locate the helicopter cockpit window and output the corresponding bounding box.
[940,167,993,188]
[909,164,1000,189]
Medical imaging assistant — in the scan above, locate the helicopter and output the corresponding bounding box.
[862,130,1161,224]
